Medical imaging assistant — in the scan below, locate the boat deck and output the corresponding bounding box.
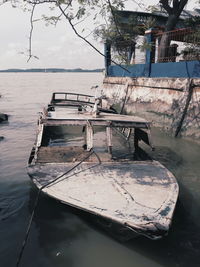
[28,159,179,239]
[42,112,150,128]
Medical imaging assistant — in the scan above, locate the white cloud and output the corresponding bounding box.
[47,45,62,52]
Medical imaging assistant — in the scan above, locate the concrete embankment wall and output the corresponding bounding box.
[102,77,200,140]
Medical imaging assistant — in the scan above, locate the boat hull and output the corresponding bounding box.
[27,160,178,240]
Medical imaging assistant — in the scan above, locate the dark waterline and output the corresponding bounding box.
[0,73,200,267]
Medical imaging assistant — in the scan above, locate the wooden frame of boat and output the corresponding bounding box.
[50,92,97,106]
[47,92,117,115]
[27,92,179,240]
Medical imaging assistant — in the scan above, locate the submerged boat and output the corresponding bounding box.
[27,92,179,240]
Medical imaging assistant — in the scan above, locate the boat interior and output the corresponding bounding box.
[36,124,152,164]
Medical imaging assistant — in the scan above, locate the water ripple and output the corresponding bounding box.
[0,196,25,221]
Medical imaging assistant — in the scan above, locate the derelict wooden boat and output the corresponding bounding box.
[27,92,179,240]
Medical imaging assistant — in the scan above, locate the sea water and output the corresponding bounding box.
[0,73,200,267]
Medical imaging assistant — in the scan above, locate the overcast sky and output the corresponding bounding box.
[0,0,197,70]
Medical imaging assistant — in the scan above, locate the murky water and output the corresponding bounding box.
[0,73,200,267]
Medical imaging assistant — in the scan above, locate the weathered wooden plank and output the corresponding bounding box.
[42,119,149,129]
[42,112,149,123]
[106,126,112,153]
[86,122,93,151]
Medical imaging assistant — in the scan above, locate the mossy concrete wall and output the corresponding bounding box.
[102,77,200,140]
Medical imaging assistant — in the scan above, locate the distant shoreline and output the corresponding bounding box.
[0,68,104,73]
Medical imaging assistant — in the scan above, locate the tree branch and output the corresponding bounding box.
[58,3,131,73]
[172,0,188,16]
[27,0,58,4]
[20,0,131,72]
[131,0,147,10]
[178,0,188,13]
[173,0,179,9]
[107,0,121,36]
[55,0,73,25]
[27,3,38,62]
[159,0,173,14]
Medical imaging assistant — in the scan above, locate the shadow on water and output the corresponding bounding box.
[20,185,93,267]
[23,178,200,267]
[124,192,200,267]
[82,182,200,267]
[147,145,183,171]
[122,142,200,267]
[28,187,91,241]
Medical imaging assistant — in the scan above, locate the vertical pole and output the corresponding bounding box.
[134,128,139,150]
[106,126,112,154]
[144,28,156,77]
[104,40,111,76]
[175,80,194,137]
[86,123,93,151]
[128,42,136,64]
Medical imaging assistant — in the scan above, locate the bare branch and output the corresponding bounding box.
[58,3,131,73]
[130,0,148,10]
[100,0,109,27]
[160,0,188,16]
[171,0,188,16]
[107,0,121,36]
[55,0,73,25]
[173,0,178,8]
[27,0,58,4]
[178,0,188,13]
[73,15,88,27]
[27,3,36,62]
[12,0,131,72]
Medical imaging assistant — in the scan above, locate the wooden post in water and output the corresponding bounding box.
[86,123,93,151]
[106,126,112,154]
[175,79,194,137]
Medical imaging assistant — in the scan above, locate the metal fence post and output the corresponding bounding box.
[144,28,156,77]
[104,40,111,76]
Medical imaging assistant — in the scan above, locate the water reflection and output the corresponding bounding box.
[25,187,91,267]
